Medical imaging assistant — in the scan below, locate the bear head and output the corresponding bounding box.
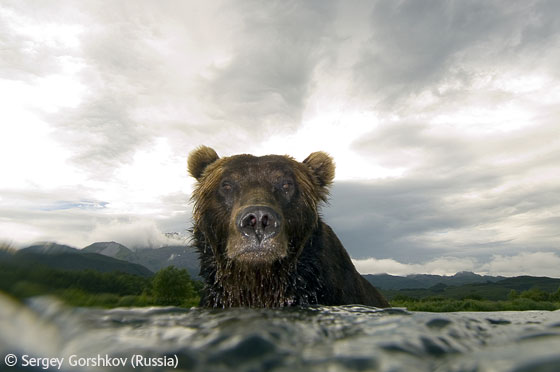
[188,146,335,307]
[188,145,334,264]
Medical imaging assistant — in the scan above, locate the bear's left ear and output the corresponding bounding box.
[303,151,335,188]
[188,146,220,181]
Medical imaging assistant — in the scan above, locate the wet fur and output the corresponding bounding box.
[189,146,390,308]
[194,226,322,307]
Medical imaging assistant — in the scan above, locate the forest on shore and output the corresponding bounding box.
[0,261,201,308]
[381,279,560,311]
[2,243,559,311]
[3,260,559,311]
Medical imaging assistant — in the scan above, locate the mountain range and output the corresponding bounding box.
[363,271,506,290]
[4,242,558,297]
[83,241,200,278]
[4,243,152,277]
[376,275,560,301]
[1,241,200,279]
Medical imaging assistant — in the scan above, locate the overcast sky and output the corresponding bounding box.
[1,0,559,277]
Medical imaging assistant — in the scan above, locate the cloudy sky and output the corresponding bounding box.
[1,0,559,277]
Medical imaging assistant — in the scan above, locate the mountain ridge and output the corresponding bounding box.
[83,241,135,260]
[81,241,200,279]
[10,242,558,290]
[7,244,153,277]
[12,241,200,279]
[364,271,506,290]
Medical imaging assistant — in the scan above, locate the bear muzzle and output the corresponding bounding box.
[237,205,281,243]
[226,205,286,263]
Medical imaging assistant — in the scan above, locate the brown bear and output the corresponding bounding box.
[188,146,390,308]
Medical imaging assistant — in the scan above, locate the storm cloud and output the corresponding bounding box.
[1,0,559,276]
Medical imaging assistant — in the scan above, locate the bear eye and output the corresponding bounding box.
[280,180,294,195]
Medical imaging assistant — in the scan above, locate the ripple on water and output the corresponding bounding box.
[1,294,560,372]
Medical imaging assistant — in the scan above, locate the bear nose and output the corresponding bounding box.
[237,206,281,243]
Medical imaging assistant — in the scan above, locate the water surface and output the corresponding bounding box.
[1,294,559,371]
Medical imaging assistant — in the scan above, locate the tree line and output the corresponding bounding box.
[0,262,202,308]
[389,287,560,312]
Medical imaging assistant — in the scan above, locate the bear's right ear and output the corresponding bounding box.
[188,146,220,181]
[303,151,335,188]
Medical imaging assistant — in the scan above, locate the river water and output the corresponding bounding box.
[1,294,560,372]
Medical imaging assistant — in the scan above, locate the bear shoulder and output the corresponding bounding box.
[308,221,390,308]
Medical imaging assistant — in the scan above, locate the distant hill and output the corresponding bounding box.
[131,246,200,279]
[492,276,560,293]
[20,242,79,255]
[8,243,153,277]
[379,275,560,301]
[83,241,134,260]
[8,241,200,279]
[80,241,200,279]
[363,274,426,290]
[410,271,505,287]
[364,271,505,290]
